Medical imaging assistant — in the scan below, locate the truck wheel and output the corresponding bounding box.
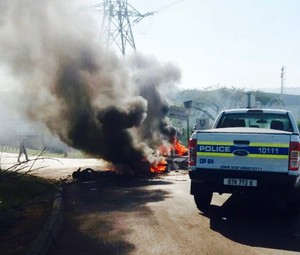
[283,190,300,218]
[194,192,213,213]
[285,201,300,217]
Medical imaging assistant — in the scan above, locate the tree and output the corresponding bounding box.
[252,90,282,107]
[174,85,245,120]
[168,87,284,143]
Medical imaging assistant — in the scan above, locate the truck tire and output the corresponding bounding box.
[283,190,300,218]
[285,201,300,217]
[194,192,213,213]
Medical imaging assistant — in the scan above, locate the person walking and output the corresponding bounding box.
[18,137,28,162]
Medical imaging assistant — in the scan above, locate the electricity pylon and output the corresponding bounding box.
[91,1,155,55]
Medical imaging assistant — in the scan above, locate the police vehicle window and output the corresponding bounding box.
[217,115,246,128]
[217,116,237,128]
[217,113,292,131]
[265,114,292,131]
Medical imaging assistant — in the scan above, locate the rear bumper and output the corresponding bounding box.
[189,169,300,195]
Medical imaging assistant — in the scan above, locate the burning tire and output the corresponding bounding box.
[193,192,213,213]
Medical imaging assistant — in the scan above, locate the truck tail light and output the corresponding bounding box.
[289,141,300,171]
[188,138,197,166]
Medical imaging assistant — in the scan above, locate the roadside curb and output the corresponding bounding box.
[27,186,64,255]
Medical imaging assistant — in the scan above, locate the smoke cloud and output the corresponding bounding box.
[0,0,181,171]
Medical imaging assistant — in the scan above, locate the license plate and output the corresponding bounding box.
[223,178,257,187]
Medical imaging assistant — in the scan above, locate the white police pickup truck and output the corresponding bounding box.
[188,108,300,215]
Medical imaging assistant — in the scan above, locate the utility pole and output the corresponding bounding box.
[91,1,155,55]
[281,66,286,97]
[183,100,193,145]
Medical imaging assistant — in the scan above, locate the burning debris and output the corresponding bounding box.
[150,159,168,174]
[0,0,183,174]
[151,126,188,172]
[72,167,96,181]
[167,126,188,156]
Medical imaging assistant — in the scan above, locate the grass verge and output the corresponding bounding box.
[0,169,57,255]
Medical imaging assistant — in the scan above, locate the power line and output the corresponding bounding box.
[82,0,184,55]
[84,1,154,55]
[157,0,185,13]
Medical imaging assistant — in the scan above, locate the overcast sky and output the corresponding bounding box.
[121,0,300,92]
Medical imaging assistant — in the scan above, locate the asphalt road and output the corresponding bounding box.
[47,170,300,255]
[3,153,300,254]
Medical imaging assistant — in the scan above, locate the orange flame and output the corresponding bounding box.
[149,137,187,174]
[173,139,188,156]
[150,159,167,173]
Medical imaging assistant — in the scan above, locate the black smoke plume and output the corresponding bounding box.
[0,0,181,171]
